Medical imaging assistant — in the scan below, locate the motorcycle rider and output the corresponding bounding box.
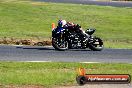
[58,19,87,48]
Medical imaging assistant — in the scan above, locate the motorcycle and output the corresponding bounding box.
[52,24,104,51]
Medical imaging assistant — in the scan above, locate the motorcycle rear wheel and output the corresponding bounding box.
[89,37,104,51]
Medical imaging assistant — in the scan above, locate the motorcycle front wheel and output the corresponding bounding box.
[88,37,104,51]
[52,38,68,51]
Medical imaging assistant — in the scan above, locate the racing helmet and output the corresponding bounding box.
[58,20,67,27]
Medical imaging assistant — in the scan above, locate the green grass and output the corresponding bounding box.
[0,62,132,87]
[104,40,132,48]
[0,0,132,48]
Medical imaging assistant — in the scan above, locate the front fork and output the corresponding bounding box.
[60,32,63,42]
[59,32,66,47]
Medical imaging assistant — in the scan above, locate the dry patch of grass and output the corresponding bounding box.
[31,2,49,6]
[0,38,52,46]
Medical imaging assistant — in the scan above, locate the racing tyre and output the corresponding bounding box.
[89,37,103,51]
[52,38,68,51]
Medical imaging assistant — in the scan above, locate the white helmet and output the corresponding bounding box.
[58,20,67,27]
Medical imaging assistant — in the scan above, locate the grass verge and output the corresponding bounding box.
[0,0,132,48]
[0,62,132,87]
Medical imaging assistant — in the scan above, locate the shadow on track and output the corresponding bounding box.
[68,49,91,51]
[16,46,54,50]
[16,46,91,51]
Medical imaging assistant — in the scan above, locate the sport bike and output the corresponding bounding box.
[52,25,103,51]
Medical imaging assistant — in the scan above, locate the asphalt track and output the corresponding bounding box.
[0,45,132,63]
[35,0,132,7]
